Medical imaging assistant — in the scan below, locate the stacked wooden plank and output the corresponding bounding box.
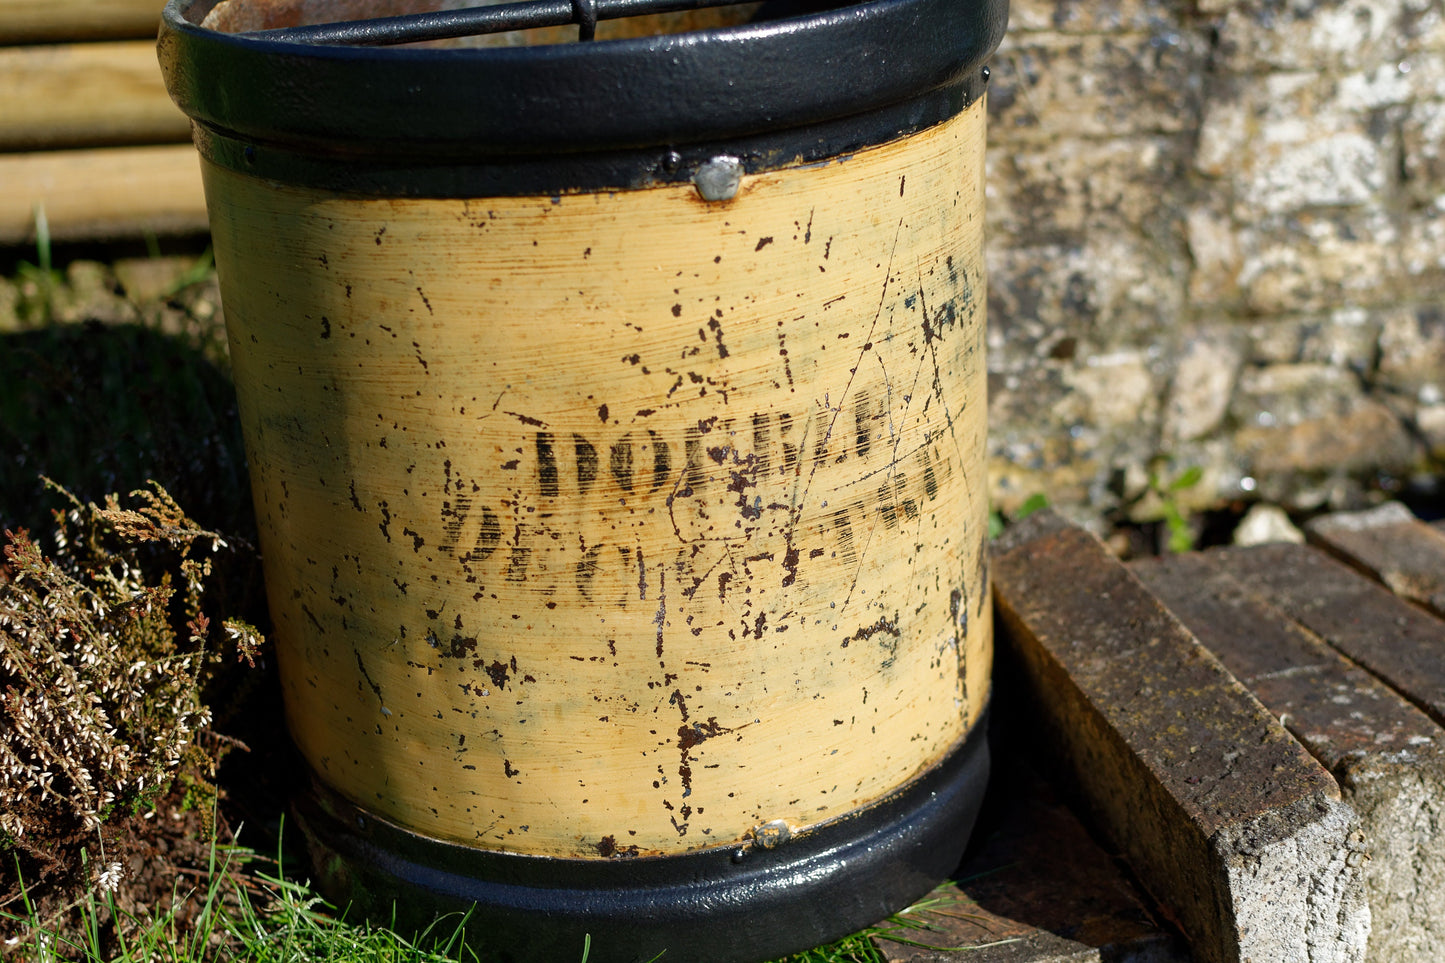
[0,0,208,244]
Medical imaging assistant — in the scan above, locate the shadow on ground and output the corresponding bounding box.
[0,317,299,848]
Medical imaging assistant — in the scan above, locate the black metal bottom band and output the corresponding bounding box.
[192,77,982,197]
[293,705,990,963]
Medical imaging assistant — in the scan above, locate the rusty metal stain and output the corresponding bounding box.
[205,102,991,858]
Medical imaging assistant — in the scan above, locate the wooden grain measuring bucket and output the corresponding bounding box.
[159,0,1006,956]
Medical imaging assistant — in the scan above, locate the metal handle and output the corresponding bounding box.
[246,0,747,45]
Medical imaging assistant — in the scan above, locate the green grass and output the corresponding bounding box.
[4,829,480,963]
[3,828,1004,963]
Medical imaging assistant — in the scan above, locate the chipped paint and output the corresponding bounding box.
[206,101,991,859]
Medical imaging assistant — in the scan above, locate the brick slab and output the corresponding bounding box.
[992,511,1368,963]
[1135,551,1445,962]
[1215,543,1445,728]
[1306,502,1445,619]
[874,753,1186,963]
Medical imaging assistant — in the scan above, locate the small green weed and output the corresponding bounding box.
[13,208,63,327]
[1147,463,1204,554]
[988,491,1050,539]
[161,248,216,302]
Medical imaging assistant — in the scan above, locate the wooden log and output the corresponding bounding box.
[0,40,190,151]
[0,0,162,43]
[992,511,1370,963]
[1136,551,1445,963]
[0,144,208,245]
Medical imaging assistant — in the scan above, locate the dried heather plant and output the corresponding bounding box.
[0,481,263,872]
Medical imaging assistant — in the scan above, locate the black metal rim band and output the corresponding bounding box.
[190,81,978,196]
[293,705,989,963]
[158,0,1007,195]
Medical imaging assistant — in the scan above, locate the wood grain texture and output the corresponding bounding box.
[0,0,161,42]
[0,40,190,151]
[0,143,206,244]
[205,103,992,858]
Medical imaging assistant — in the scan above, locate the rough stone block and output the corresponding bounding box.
[1376,306,1445,399]
[1417,402,1445,459]
[1306,502,1445,618]
[1232,210,1404,316]
[1184,204,1244,308]
[1400,205,1445,300]
[992,511,1369,963]
[1215,542,1445,726]
[1135,551,1445,962]
[1213,0,1423,73]
[986,137,1191,249]
[1184,209,1405,318]
[1006,0,1185,35]
[1400,90,1445,206]
[1161,328,1245,444]
[988,32,1208,144]
[1228,364,1417,501]
[874,755,1187,963]
[986,351,1168,518]
[986,237,1187,362]
[1197,72,1397,213]
[1240,309,1383,372]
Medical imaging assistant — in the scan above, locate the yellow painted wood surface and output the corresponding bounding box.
[0,143,207,244]
[0,41,190,151]
[204,101,991,859]
[0,0,162,43]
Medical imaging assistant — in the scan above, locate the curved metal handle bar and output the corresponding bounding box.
[246,0,746,45]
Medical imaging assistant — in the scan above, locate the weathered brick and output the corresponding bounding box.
[1135,551,1445,962]
[874,755,1186,962]
[992,511,1369,963]
[1306,502,1445,618]
[1215,542,1445,725]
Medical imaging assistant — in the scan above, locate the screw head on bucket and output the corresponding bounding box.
[694,155,744,201]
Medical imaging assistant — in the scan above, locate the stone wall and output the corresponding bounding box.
[984,0,1445,523]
